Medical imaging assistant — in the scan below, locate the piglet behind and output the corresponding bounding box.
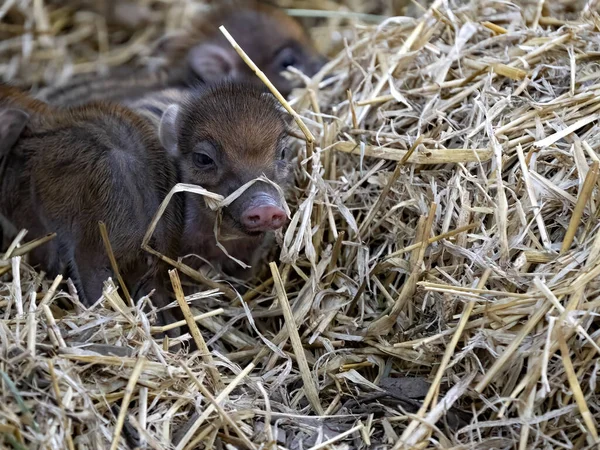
[37,0,327,107]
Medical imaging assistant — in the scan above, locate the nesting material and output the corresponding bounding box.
[2,0,600,448]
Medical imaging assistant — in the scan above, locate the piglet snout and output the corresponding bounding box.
[241,196,286,232]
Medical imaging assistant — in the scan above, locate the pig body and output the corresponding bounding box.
[37,0,326,106]
[0,85,183,326]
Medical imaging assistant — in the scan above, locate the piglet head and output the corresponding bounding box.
[159,81,293,236]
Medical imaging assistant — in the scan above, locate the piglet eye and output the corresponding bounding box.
[279,146,288,160]
[275,47,298,71]
[193,140,217,168]
[193,152,214,168]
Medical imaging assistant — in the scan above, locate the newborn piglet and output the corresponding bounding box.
[1,82,292,330]
[156,0,327,97]
[132,82,294,281]
[38,0,326,106]
[0,86,183,331]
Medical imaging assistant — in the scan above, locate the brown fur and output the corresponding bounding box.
[0,84,54,154]
[0,87,183,330]
[0,84,54,115]
[158,0,326,96]
[37,0,326,106]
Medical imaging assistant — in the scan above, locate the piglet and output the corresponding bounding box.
[0,84,183,330]
[38,0,327,106]
[133,82,294,280]
[1,81,292,328]
[156,0,327,97]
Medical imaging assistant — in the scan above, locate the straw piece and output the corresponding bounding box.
[142,183,237,300]
[11,256,23,317]
[26,292,36,355]
[110,356,146,450]
[558,328,599,441]
[347,89,358,129]
[334,142,492,163]
[384,222,478,260]
[10,233,57,260]
[138,386,148,448]
[516,144,552,249]
[219,25,315,143]
[534,115,600,148]
[42,304,66,348]
[150,308,224,334]
[38,275,63,309]
[269,262,324,414]
[98,221,132,307]
[560,161,599,253]
[481,21,508,34]
[59,354,181,375]
[2,229,27,260]
[170,269,223,391]
[325,231,345,285]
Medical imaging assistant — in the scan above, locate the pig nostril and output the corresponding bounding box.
[247,214,261,224]
[271,213,285,227]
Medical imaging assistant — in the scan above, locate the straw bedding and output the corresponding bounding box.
[2,0,600,448]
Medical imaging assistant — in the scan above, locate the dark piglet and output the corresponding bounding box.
[38,0,327,106]
[0,84,183,330]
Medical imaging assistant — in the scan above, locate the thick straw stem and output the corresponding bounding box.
[219,26,315,143]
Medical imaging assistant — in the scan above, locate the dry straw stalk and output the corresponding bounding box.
[2,0,600,448]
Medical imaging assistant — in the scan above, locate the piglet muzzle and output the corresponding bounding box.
[240,194,287,232]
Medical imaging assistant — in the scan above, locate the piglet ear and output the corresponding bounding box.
[0,108,29,156]
[159,104,180,157]
[187,43,238,82]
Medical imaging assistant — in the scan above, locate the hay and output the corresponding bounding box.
[2,0,600,448]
